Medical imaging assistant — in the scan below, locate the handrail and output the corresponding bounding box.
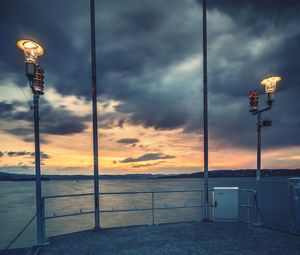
[43,192,94,199]
[44,205,204,220]
[43,189,205,200]
[42,189,206,239]
[238,189,256,208]
[41,188,256,241]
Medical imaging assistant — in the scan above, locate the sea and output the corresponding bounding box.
[0,177,292,249]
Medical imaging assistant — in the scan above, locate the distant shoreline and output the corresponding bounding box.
[0,169,300,181]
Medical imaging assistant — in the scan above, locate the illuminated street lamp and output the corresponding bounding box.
[16,39,44,65]
[16,39,46,245]
[261,75,281,93]
[261,75,282,105]
[249,74,282,225]
[16,39,44,85]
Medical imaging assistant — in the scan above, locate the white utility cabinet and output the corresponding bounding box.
[213,187,239,221]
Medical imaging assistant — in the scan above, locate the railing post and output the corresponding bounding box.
[41,198,46,242]
[151,193,155,225]
[211,190,214,221]
[247,192,250,224]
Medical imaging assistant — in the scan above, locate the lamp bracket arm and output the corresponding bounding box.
[259,106,271,113]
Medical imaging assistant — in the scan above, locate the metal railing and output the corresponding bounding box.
[238,189,256,223]
[41,188,256,241]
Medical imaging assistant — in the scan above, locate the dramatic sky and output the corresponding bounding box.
[0,0,299,175]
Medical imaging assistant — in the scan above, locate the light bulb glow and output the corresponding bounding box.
[16,39,44,65]
[260,75,282,94]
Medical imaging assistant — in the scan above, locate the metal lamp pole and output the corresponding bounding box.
[202,0,209,222]
[90,0,100,231]
[255,107,270,225]
[16,39,45,245]
[33,86,44,243]
[249,75,282,225]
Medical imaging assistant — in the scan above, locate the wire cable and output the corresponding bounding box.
[21,84,33,109]
[254,193,299,237]
[17,81,33,109]
[0,214,36,254]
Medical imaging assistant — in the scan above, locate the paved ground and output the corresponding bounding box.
[39,222,300,255]
[0,248,31,255]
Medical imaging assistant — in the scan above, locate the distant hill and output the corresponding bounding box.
[0,172,164,181]
[157,169,300,179]
[0,169,300,181]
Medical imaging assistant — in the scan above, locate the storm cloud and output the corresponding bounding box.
[0,0,299,150]
[6,151,50,159]
[121,153,176,163]
[132,161,164,168]
[117,138,140,144]
[0,99,88,137]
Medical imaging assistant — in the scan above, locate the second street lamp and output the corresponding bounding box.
[249,74,282,225]
[16,39,46,245]
[261,75,282,105]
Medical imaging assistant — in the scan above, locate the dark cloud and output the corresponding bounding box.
[0,100,88,136]
[30,100,88,135]
[40,152,50,159]
[4,127,30,137]
[22,136,49,144]
[121,153,176,163]
[117,138,140,144]
[98,112,125,130]
[133,161,164,168]
[7,151,30,157]
[0,151,4,157]
[0,101,15,119]
[0,0,299,150]
[6,151,50,159]
[117,119,125,128]
[206,0,300,24]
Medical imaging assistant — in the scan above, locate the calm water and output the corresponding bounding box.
[0,177,290,249]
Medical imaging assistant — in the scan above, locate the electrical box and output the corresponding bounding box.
[213,187,239,221]
[288,178,300,234]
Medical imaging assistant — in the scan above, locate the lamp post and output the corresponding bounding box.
[202,0,210,223]
[249,74,282,225]
[90,0,100,231]
[16,39,46,245]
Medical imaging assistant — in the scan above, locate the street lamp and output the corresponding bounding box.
[16,39,46,245]
[16,39,44,65]
[249,74,282,225]
[261,75,282,105]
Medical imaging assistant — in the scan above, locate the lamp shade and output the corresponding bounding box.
[260,75,282,94]
[16,39,44,65]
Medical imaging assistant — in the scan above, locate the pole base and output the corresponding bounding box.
[254,211,264,226]
[201,218,212,223]
[93,226,101,232]
[36,240,50,246]
[253,216,264,226]
[34,241,50,250]
[253,222,264,226]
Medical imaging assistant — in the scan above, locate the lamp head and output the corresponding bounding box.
[16,39,45,65]
[260,75,282,94]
